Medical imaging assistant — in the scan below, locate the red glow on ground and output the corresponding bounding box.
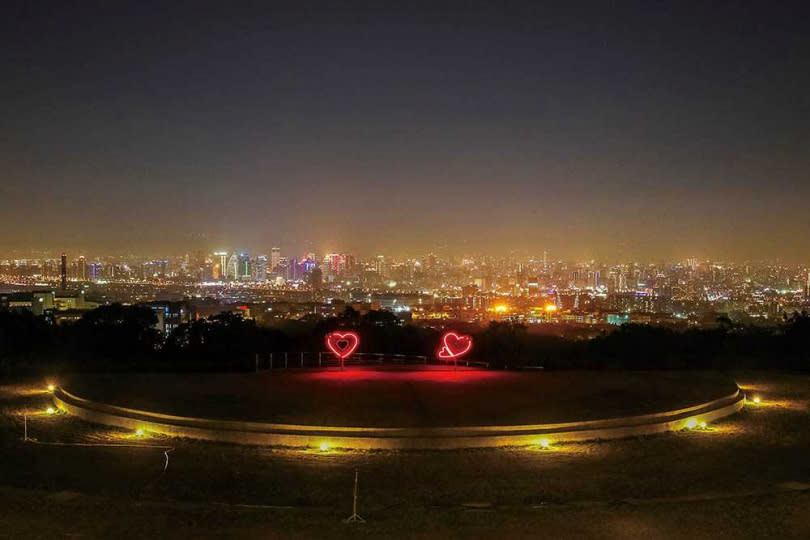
[307,367,502,383]
[325,331,360,359]
[437,332,473,360]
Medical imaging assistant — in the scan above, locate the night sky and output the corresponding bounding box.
[2,1,808,261]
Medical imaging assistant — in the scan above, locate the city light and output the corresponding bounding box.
[319,442,329,452]
[2,252,808,333]
[753,396,762,404]
[46,407,55,415]
[538,438,551,449]
[47,384,55,392]
[685,418,698,429]
[135,428,144,437]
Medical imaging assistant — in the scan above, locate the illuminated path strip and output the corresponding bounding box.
[53,387,745,450]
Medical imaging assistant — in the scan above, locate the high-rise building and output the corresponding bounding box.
[308,267,323,290]
[270,247,281,272]
[77,256,87,280]
[60,253,67,290]
[276,257,289,281]
[286,257,299,281]
[375,254,386,277]
[237,252,251,281]
[214,251,228,273]
[805,269,810,300]
[324,253,353,276]
[88,262,102,281]
[212,251,227,281]
[226,253,239,280]
[253,255,268,282]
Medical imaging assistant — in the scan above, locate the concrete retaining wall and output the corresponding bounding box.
[54,386,745,450]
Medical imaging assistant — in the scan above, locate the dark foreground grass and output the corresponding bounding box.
[1,371,809,538]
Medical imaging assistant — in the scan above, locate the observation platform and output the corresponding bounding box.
[54,366,744,449]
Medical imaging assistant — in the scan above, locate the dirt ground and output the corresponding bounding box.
[1,370,809,539]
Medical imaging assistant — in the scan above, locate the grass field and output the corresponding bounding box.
[1,370,809,538]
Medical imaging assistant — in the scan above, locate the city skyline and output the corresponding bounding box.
[4,247,808,331]
[3,247,810,267]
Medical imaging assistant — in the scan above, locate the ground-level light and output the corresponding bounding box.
[319,442,329,452]
[685,418,698,429]
[46,407,55,415]
[135,428,144,437]
[538,438,551,449]
[752,396,761,404]
[47,384,55,392]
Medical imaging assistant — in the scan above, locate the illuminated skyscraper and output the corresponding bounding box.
[60,253,67,290]
[237,252,251,281]
[226,253,239,280]
[270,247,281,272]
[214,251,228,273]
[806,269,810,300]
[88,262,102,281]
[286,257,299,281]
[77,256,87,280]
[212,251,227,281]
[253,255,268,282]
[324,253,353,276]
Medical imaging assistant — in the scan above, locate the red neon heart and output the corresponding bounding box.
[437,332,473,360]
[326,331,360,359]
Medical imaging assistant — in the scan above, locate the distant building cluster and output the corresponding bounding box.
[2,250,809,331]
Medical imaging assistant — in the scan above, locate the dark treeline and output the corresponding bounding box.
[1,304,809,375]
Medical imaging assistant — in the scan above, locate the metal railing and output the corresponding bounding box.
[252,352,488,370]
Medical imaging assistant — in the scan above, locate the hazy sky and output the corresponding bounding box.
[2,1,809,261]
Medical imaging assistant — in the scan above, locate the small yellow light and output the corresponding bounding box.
[319,442,329,452]
[47,384,56,392]
[699,421,707,429]
[752,396,761,404]
[685,418,698,429]
[46,407,55,415]
[135,429,144,437]
[539,438,551,449]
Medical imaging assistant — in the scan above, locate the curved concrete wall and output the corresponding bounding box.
[54,386,745,450]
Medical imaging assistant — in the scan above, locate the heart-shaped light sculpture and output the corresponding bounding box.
[325,331,360,360]
[437,331,473,360]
